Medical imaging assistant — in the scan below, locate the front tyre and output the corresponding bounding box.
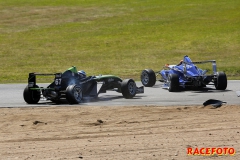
[214,72,227,90]
[141,69,156,87]
[168,74,179,92]
[121,79,137,99]
[66,85,83,104]
[23,85,41,104]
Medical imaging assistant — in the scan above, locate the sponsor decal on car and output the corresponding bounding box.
[108,78,114,82]
[28,82,34,87]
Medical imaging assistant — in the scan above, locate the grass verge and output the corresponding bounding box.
[0,0,239,83]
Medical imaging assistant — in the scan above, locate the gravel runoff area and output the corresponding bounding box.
[0,104,239,159]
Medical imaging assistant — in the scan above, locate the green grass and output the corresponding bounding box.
[0,0,239,83]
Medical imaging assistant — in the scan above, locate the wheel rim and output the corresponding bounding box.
[73,86,82,102]
[141,71,149,85]
[167,75,171,88]
[128,81,136,95]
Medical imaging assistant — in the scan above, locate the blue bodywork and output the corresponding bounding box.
[159,55,216,89]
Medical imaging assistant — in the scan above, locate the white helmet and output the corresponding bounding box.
[78,70,86,78]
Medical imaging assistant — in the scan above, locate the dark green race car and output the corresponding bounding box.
[23,66,144,104]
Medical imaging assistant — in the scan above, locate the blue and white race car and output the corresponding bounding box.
[141,55,227,92]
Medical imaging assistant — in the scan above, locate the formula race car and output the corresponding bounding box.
[141,55,227,92]
[23,66,144,104]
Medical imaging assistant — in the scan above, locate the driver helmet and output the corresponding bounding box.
[78,70,86,78]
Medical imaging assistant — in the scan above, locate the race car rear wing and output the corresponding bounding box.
[182,60,217,73]
[27,73,62,88]
[161,60,217,74]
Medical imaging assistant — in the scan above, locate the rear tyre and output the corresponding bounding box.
[214,72,227,90]
[121,79,137,99]
[23,85,41,104]
[66,85,83,104]
[141,69,156,87]
[168,74,179,92]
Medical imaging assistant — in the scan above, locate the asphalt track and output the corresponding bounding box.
[0,81,239,108]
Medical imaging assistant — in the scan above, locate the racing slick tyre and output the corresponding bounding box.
[66,85,83,104]
[214,72,227,90]
[168,74,179,92]
[121,79,137,99]
[23,85,41,104]
[141,69,156,87]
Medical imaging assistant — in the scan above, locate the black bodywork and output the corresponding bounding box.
[23,67,144,104]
